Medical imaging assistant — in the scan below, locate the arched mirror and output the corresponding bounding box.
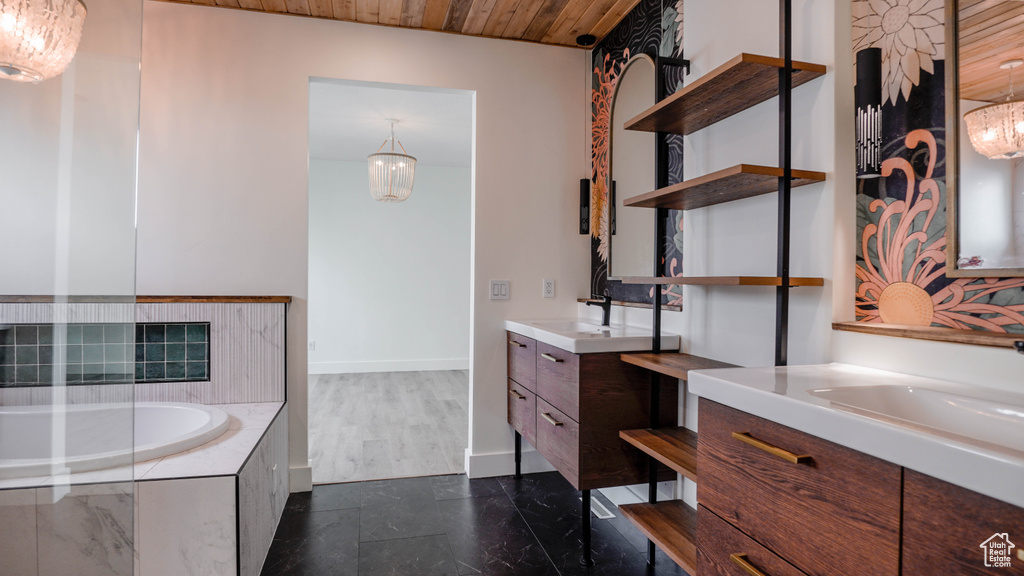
[947,0,1024,276]
[608,55,657,280]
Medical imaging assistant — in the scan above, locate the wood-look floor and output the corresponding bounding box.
[309,370,468,484]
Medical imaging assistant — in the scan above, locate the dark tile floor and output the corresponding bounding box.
[260,471,689,576]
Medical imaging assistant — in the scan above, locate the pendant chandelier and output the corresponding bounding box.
[0,0,87,83]
[964,59,1024,160]
[367,118,417,203]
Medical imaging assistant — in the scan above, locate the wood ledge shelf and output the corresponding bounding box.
[0,295,292,304]
[619,501,698,574]
[574,298,681,312]
[625,53,827,136]
[624,164,826,211]
[620,276,824,287]
[833,321,1023,349]
[621,352,737,381]
[620,427,698,482]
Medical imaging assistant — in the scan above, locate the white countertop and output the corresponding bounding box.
[689,363,1024,509]
[505,318,680,354]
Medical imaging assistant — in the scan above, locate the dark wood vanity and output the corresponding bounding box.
[506,330,676,491]
[696,399,1024,576]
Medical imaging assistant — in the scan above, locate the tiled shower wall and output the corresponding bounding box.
[0,301,285,405]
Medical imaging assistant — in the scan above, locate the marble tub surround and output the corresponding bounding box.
[0,404,290,576]
[0,402,283,490]
[1,482,136,576]
[689,363,1024,508]
[137,409,289,576]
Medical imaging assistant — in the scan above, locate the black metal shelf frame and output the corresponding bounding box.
[636,0,796,569]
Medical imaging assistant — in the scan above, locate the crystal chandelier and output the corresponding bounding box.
[367,118,417,203]
[0,0,86,83]
[964,59,1024,160]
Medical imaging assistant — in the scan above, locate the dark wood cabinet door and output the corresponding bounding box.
[903,469,1024,576]
[536,343,580,421]
[697,505,807,576]
[506,331,536,392]
[699,400,901,576]
[536,398,580,486]
[507,379,537,447]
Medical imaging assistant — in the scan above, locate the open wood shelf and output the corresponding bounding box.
[620,427,699,482]
[623,164,826,210]
[625,53,826,136]
[832,321,1024,349]
[619,500,698,574]
[620,276,825,287]
[621,352,737,380]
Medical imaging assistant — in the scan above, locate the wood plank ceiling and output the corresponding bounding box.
[158,0,644,48]
[959,0,1024,102]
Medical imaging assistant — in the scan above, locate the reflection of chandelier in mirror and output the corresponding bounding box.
[367,118,417,203]
[0,0,86,83]
[964,59,1024,160]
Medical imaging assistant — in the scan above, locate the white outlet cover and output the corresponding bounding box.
[543,278,555,298]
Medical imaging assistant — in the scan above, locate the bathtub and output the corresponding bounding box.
[0,402,230,480]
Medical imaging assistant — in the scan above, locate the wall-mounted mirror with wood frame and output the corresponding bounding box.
[947,0,1024,277]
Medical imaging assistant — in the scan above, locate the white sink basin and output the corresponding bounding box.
[807,385,1024,455]
[505,319,680,354]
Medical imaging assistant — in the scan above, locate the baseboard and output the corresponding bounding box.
[308,358,469,374]
[289,463,313,493]
[465,448,556,479]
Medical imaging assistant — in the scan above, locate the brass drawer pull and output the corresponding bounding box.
[730,553,769,576]
[509,340,527,348]
[732,432,811,464]
[508,389,526,400]
[541,412,564,427]
[540,353,563,363]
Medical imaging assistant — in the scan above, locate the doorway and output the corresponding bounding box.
[307,78,474,484]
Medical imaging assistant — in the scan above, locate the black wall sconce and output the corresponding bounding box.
[579,179,590,234]
[856,47,883,179]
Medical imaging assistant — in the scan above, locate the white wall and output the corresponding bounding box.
[137,2,589,488]
[0,0,141,297]
[308,159,471,373]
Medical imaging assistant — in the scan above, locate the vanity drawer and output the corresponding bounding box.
[536,343,580,421]
[698,400,901,576]
[506,331,536,392]
[697,505,807,576]
[903,469,1024,576]
[507,379,537,447]
[536,398,579,485]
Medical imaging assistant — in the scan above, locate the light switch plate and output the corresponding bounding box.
[489,280,510,300]
[543,278,555,298]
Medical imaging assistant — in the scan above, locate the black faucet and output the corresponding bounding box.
[586,294,612,327]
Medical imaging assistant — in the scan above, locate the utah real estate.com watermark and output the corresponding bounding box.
[980,533,1018,568]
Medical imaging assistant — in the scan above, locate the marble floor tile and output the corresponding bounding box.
[359,477,445,543]
[438,494,559,576]
[260,508,360,576]
[429,475,506,501]
[284,481,361,515]
[262,472,689,576]
[358,534,458,576]
[309,370,468,484]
